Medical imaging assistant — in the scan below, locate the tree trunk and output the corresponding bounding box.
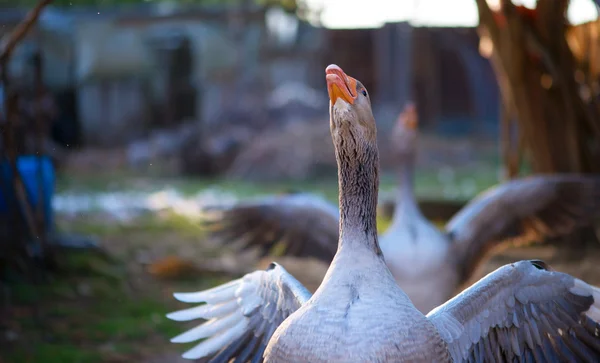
[475,0,600,175]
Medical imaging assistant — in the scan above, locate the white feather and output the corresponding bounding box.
[171,310,245,343]
[182,319,249,359]
[167,300,238,321]
[173,279,242,304]
[586,305,600,322]
[569,279,592,297]
[240,295,263,315]
[169,264,309,360]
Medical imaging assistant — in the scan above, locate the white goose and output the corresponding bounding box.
[200,102,600,314]
[168,64,600,361]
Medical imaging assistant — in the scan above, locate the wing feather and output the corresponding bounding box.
[428,260,600,362]
[200,193,339,262]
[168,263,310,361]
[445,175,600,285]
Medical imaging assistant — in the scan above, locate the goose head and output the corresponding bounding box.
[326,64,377,158]
[326,64,380,247]
[391,102,418,159]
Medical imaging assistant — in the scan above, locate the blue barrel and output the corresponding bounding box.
[0,156,55,230]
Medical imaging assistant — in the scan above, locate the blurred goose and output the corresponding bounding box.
[168,64,600,361]
[200,104,600,314]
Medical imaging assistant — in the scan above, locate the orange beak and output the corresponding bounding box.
[404,118,417,130]
[326,64,357,105]
[399,103,418,129]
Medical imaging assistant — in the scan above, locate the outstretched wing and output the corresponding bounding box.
[168,263,311,361]
[428,260,600,362]
[200,193,340,262]
[445,175,600,285]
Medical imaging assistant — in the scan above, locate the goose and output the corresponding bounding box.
[199,101,600,314]
[167,64,600,361]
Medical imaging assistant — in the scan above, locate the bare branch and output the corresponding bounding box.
[0,0,54,257]
[474,0,500,42]
[0,0,53,63]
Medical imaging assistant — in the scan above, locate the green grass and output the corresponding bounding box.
[55,170,143,193]
[2,196,248,363]
[1,234,211,363]
[12,344,102,363]
[56,163,501,204]
[58,212,205,239]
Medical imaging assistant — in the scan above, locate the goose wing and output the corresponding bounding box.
[428,259,600,362]
[200,193,339,262]
[445,175,600,285]
[168,263,310,361]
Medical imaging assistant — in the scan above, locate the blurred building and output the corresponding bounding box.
[0,3,501,150]
[324,23,500,136]
[0,4,327,148]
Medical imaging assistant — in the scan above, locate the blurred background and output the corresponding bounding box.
[1,0,600,362]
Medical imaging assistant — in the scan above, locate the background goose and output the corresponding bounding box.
[200,104,600,314]
[168,64,600,362]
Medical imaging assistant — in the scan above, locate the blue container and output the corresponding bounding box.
[0,156,55,231]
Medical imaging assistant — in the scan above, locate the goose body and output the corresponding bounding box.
[379,223,456,314]
[266,247,447,362]
[201,103,600,314]
[169,65,600,362]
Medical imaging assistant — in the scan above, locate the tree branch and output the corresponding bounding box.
[0,0,53,63]
[0,0,54,257]
[474,0,500,42]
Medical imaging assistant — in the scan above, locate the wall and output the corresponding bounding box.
[410,26,500,136]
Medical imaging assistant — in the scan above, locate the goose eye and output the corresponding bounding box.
[361,89,367,97]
